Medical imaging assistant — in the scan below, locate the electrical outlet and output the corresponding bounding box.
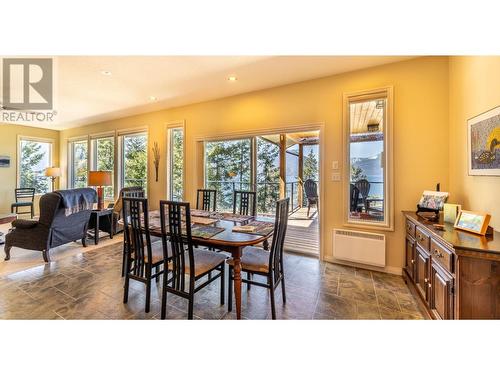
[331,172,341,181]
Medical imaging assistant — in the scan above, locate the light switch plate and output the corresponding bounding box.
[332,161,339,170]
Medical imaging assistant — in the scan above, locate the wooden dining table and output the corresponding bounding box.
[146,211,274,320]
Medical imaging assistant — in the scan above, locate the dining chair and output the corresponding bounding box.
[303,179,318,218]
[233,190,257,217]
[159,200,227,320]
[11,188,36,218]
[196,189,217,211]
[227,198,289,319]
[122,197,168,313]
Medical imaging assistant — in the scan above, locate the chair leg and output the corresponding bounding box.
[155,265,160,283]
[145,267,152,313]
[247,271,251,290]
[121,242,127,277]
[42,249,51,263]
[123,268,130,304]
[188,296,194,320]
[281,278,286,304]
[269,278,276,320]
[228,266,233,312]
[31,204,34,219]
[307,203,310,218]
[160,266,168,319]
[4,245,11,261]
[220,265,225,306]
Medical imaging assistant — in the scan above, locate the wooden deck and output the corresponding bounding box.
[284,207,319,255]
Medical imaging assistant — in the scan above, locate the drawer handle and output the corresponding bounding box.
[411,259,415,264]
[428,283,431,288]
[424,278,428,283]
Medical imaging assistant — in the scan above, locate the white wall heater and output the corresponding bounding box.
[332,229,386,267]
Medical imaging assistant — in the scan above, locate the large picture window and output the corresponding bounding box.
[18,138,52,194]
[168,127,184,201]
[91,135,115,199]
[69,139,88,188]
[120,132,148,192]
[344,87,393,229]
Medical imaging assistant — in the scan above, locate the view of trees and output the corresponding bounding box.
[71,140,88,188]
[123,134,148,191]
[350,165,367,182]
[19,140,50,193]
[170,128,183,201]
[303,146,319,181]
[256,137,280,213]
[94,137,114,199]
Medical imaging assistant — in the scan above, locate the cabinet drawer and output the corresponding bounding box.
[430,239,453,274]
[415,226,430,251]
[406,219,416,238]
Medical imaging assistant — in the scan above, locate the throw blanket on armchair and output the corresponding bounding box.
[56,188,97,216]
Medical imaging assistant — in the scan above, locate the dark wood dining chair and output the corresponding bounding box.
[303,179,318,218]
[11,188,35,218]
[227,198,289,319]
[122,197,168,313]
[159,200,227,320]
[233,190,257,216]
[196,189,217,211]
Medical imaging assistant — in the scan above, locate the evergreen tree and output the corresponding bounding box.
[171,129,183,200]
[124,135,147,190]
[303,147,319,181]
[350,165,367,182]
[20,141,49,193]
[256,138,279,213]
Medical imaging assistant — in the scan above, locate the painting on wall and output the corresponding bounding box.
[468,105,500,176]
[0,155,10,168]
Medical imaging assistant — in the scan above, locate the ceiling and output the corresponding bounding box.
[0,56,413,130]
[350,99,385,134]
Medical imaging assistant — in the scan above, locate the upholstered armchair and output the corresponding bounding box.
[4,188,96,262]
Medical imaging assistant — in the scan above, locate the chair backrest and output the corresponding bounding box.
[122,197,153,277]
[159,200,195,292]
[303,179,318,199]
[268,198,290,283]
[196,189,217,211]
[15,188,35,202]
[113,186,144,216]
[350,184,360,212]
[233,190,257,216]
[354,179,370,200]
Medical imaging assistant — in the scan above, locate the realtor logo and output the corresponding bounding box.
[2,58,53,110]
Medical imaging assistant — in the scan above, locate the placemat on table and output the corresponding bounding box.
[217,212,253,223]
[190,209,212,218]
[232,220,274,236]
[191,224,225,239]
[191,216,219,225]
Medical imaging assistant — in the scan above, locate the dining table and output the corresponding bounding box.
[145,210,274,320]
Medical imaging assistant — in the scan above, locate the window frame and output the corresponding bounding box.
[342,86,394,231]
[17,135,54,195]
[90,132,116,200]
[67,136,90,190]
[117,130,148,194]
[166,122,185,201]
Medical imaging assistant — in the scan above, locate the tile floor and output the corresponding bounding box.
[0,242,425,320]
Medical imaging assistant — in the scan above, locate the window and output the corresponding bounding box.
[91,136,115,200]
[120,132,148,192]
[204,138,252,211]
[18,138,52,194]
[256,136,280,213]
[69,139,88,188]
[168,127,184,201]
[286,143,300,210]
[344,87,393,229]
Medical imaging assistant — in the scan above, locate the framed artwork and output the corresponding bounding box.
[0,155,10,168]
[454,210,491,235]
[468,105,500,176]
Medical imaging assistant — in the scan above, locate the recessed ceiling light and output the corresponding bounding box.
[227,76,238,82]
[149,96,158,101]
[101,70,112,76]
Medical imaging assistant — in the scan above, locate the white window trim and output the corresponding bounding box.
[342,86,394,231]
[67,136,90,190]
[17,135,54,194]
[90,133,116,200]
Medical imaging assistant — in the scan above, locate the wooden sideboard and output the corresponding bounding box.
[403,211,500,319]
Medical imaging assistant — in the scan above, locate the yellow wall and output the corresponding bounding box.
[0,123,60,215]
[60,56,450,272]
[449,56,500,229]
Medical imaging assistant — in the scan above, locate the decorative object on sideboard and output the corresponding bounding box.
[443,203,461,224]
[454,209,491,236]
[0,155,10,168]
[468,105,500,176]
[416,185,449,222]
[88,170,112,210]
[152,141,160,182]
[45,166,61,191]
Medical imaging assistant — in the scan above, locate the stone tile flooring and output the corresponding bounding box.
[0,242,425,320]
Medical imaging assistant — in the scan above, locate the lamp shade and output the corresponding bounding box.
[88,171,112,186]
[45,167,61,177]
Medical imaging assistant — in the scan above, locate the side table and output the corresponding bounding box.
[88,209,114,245]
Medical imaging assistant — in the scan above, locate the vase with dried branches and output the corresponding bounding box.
[152,142,160,182]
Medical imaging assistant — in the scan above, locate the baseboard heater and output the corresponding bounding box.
[332,229,386,267]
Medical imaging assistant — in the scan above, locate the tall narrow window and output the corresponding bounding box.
[168,127,184,201]
[69,139,88,189]
[91,136,115,200]
[204,138,251,211]
[120,132,148,192]
[18,138,52,194]
[345,88,393,229]
[286,143,300,211]
[256,136,280,213]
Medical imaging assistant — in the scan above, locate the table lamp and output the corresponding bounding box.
[88,171,112,210]
[45,167,61,191]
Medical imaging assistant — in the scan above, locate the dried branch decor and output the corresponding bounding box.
[152,142,160,182]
